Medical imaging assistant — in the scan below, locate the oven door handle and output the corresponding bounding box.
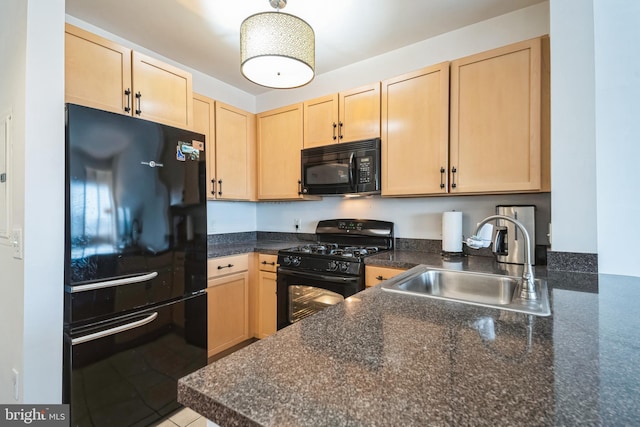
[278,268,360,283]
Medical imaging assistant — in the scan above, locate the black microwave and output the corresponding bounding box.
[300,138,381,196]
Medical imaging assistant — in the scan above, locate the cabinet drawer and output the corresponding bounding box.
[365,265,406,287]
[208,254,249,279]
[258,254,278,272]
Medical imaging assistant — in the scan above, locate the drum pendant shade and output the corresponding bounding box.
[240,10,315,89]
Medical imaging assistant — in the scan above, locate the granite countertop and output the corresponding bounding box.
[180,250,640,426]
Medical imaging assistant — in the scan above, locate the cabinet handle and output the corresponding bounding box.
[440,167,446,189]
[217,263,234,270]
[298,179,303,195]
[261,261,276,266]
[376,275,387,281]
[211,179,216,196]
[338,121,344,139]
[451,166,457,189]
[124,88,131,113]
[332,122,337,140]
[135,91,142,115]
[217,179,222,196]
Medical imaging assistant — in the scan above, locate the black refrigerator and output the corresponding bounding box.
[63,104,208,426]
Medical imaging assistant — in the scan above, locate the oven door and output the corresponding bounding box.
[277,267,362,330]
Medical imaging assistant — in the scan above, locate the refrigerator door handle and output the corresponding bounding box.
[67,271,159,293]
[71,312,158,346]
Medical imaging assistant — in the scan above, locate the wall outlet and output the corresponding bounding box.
[12,368,19,401]
[11,228,23,259]
[294,218,301,232]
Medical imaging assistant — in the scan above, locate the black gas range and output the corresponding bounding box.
[276,219,394,329]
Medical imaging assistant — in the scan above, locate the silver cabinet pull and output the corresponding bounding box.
[71,312,158,345]
[68,271,158,293]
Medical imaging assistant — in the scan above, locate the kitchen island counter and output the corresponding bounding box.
[178,259,640,426]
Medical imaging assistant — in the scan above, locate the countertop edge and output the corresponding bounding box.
[178,379,262,427]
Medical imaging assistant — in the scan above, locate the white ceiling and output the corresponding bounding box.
[65,0,544,95]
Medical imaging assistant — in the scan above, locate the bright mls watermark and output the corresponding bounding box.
[0,405,69,426]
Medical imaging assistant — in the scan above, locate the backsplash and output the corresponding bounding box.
[207,232,602,273]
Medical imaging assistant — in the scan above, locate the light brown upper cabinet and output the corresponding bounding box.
[65,23,193,130]
[381,63,450,196]
[449,37,550,193]
[257,103,309,200]
[193,94,216,199]
[303,83,381,148]
[194,94,256,201]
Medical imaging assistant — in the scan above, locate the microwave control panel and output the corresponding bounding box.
[358,156,373,184]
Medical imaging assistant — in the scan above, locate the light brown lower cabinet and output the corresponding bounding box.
[207,254,249,358]
[365,265,407,287]
[256,254,278,339]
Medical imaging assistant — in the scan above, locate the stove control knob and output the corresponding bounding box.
[292,257,301,267]
[327,261,337,271]
[283,256,292,266]
[339,262,349,272]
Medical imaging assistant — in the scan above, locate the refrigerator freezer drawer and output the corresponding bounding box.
[65,265,206,326]
[63,292,207,426]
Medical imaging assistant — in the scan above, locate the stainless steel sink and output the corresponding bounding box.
[380,265,551,317]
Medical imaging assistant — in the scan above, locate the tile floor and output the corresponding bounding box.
[153,407,206,427]
[152,338,256,426]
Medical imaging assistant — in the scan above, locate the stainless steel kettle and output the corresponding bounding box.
[494,205,536,265]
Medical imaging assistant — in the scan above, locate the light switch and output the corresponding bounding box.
[11,228,23,259]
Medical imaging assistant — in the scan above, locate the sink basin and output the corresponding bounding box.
[380,265,551,317]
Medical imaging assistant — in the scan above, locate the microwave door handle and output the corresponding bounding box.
[349,152,356,190]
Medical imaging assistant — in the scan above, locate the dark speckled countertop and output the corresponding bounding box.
[181,247,640,426]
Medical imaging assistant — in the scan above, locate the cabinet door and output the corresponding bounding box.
[382,63,450,196]
[257,271,277,339]
[450,38,543,193]
[65,23,132,115]
[338,82,381,143]
[207,272,249,357]
[131,51,193,129]
[193,94,216,200]
[215,102,255,200]
[303,94,339,148]
[365,266,406,287]
[257,103,305,200]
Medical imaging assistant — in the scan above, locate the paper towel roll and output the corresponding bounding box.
[442,211,463,253]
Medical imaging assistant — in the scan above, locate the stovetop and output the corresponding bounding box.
[277,219,394,276]
[281,243,383,260]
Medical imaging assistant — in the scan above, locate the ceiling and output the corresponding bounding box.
[65,0,544,96]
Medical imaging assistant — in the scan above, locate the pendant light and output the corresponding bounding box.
[240,0,315,89]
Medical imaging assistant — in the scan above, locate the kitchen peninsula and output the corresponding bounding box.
[178,254,640,426]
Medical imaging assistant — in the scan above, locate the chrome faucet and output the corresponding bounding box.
[468,215,537,301]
